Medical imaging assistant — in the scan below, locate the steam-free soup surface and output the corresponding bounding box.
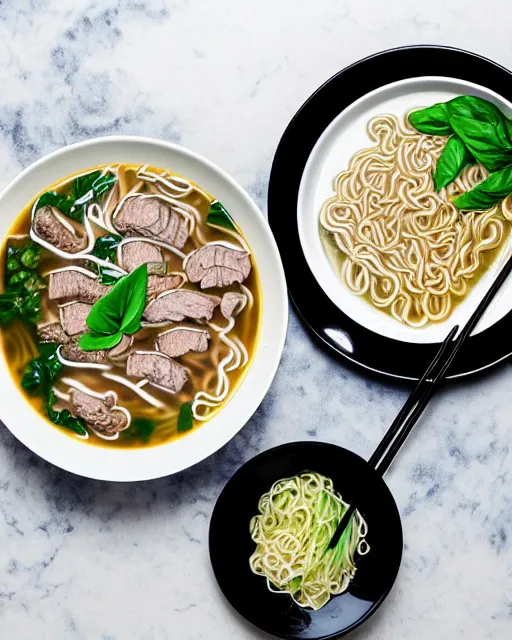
[0,164,261,448]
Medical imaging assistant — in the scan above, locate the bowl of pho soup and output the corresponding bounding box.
[0,136,287,481]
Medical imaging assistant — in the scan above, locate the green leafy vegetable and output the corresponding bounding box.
[409,103,452,135]
[434,135,474,191]
[21,344,87,437]
[36,170,117,223]
[177,401,194,433]
[129,418,157,444]
[91,234,122,262]
[447,96,512,172]
[79,264,148,351]
[206,200,237,231]
[46,390,88,437]
[21,343,63,393]
[453,164,512,210]
[1,240,44,327]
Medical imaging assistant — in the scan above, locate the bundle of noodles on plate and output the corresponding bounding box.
[249,471,369,611]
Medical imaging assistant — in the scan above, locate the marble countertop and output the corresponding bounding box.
[1,1,512,638]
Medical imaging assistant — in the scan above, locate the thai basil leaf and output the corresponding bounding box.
[91,234,122,263]
[36,192,74,215]
[447,96,512,171]
[206,200,237,231]
[434,135,474,191]
[46,390,88,437]
[97,268,122,286]
[21,343,63,394]
[79,331,123,351]
[79,264,148,350]
[453,164,512,210]
[409,103,452,135]
[131,418,157,443]
[177,401,194,433]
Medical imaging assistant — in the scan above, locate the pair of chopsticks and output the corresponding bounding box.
[328,252,512,550]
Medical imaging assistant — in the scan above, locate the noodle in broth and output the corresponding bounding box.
[320,114,512,327]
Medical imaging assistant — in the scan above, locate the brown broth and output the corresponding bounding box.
[0,164,262,448]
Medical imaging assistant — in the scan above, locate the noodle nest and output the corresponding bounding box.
[249,472,369,611]
[320,114,512,327]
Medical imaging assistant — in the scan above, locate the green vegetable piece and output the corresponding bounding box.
[79,264,148,350]
[21,343,63,394]
[9,270,31,285]
[453,164,512,210]
[177,401,194,433]
[6,257,20,272]
[91,234,122,262]
[434,135,474,191]
[206,200,237,231]
[131,418,156,443]
[447,96,512,172]
[36,191,74,216]
[20,248,40,269]
[79,331,123,351]
[409,103,452,135]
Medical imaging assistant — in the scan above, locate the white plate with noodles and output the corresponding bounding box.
[269,46,512,379]
[0,136,287,481]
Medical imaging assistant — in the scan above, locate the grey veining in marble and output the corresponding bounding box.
[1,1,512,638]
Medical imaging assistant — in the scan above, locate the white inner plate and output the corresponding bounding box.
[0,137,288,481]
[298,77,512,344]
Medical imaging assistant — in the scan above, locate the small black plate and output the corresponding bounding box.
[268,46,512,380]
[209,442,403,639]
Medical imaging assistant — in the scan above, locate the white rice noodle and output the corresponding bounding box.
[59,376,131,441]
[87,202,110,232]
[56,345,112,371]
[110,193,188,257]
[8,233,29,240]
[136,167,194,198]
[102,372,165,409]
[239,284,254,310]
[192,316,248,420]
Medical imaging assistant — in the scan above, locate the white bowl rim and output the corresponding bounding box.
[0,135,288,481]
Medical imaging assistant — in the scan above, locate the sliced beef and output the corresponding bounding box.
[48,269,110,303]
[147,274,183,298]
[185,243,251,289]
[61,337,108,364]
[108,334,133,360]
[33,206,87,254]
[69,389,128,436]
[59,302,92,336]
[127,352,189,394]
[156,328,210,358]
[120,241,163,272]
[221,292,248,319]
[37,322,69,344]
[114,196,188,249]
[144,290,220,323]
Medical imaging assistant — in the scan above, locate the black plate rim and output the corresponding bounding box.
[209,440,404,640]
[268,45,512,380]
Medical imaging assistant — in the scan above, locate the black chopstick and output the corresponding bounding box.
[328,251,512,550]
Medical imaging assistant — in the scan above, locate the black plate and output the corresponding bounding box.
[209,442,403,639]
[268,46,512,380]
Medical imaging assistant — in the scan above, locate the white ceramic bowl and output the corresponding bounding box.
[0,136,288,481]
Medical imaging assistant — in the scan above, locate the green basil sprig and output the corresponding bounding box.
[36,170,117,223]
[434,134,474,191]
[409,102,452,135]
[453,164,512,210]
[79,264,148,351]
[206,200,237,231]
